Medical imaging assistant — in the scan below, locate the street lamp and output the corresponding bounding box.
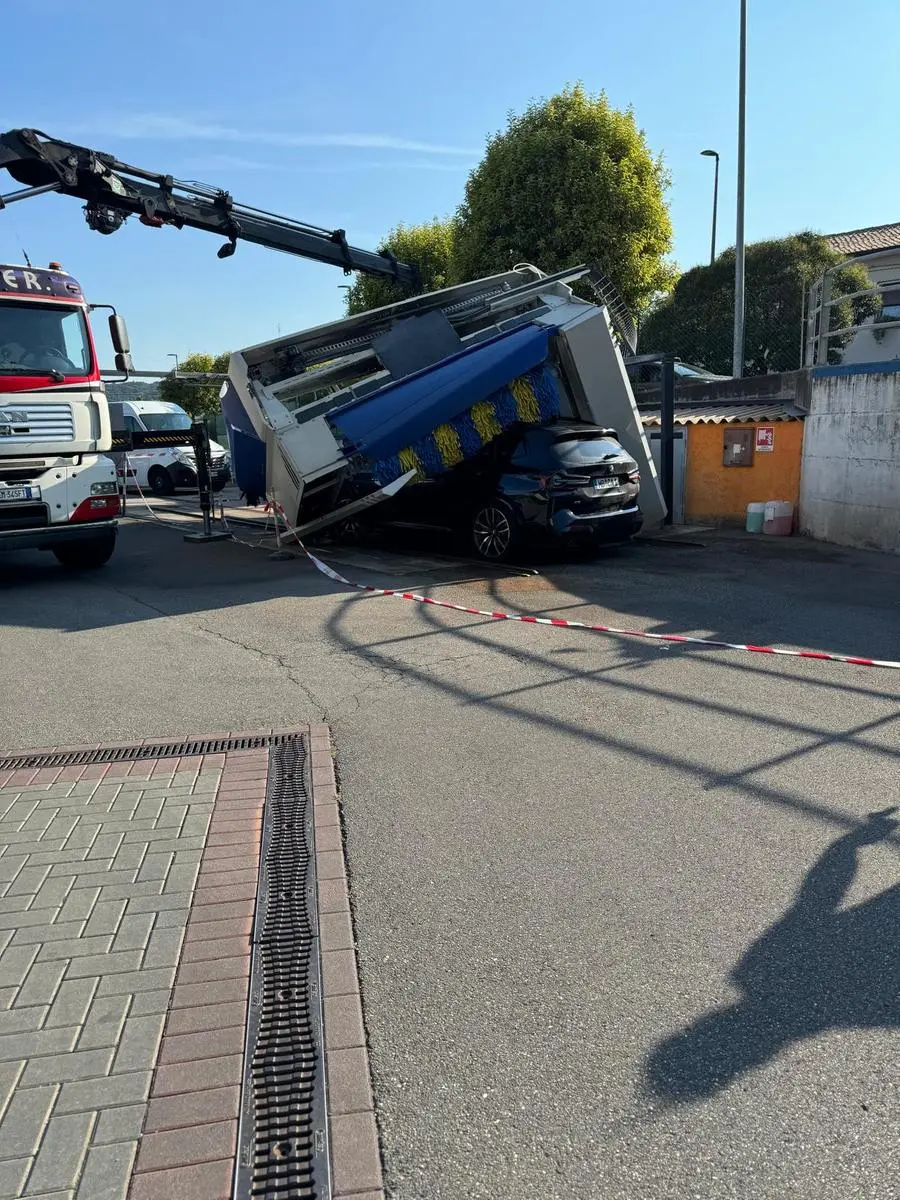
[168,352,179,376]
[733,0,747,378]
[700,150,720,267]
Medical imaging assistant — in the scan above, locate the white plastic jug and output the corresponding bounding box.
[763,501,793,536]
[746,502,766,533]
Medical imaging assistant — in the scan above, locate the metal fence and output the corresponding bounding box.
[804,269,900,367]
[637,281,810,379]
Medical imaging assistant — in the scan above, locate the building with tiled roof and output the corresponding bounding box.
[825,222,900,258]
[818,224,900,367]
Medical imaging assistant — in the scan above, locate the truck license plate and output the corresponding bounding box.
[0,486,37,502]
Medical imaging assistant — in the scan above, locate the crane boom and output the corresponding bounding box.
[0,127,419,284]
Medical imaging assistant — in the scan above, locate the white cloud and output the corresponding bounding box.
[68,114,478,157]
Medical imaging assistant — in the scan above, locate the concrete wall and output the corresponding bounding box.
[684,422,803,524]
[635,369,811,412]
[800,362,900,553]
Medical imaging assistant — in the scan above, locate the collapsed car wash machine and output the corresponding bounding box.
[221,263,666,535]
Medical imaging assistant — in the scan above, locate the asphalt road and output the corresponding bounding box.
[2,511,899,1200]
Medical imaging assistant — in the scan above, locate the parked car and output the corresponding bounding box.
[343,420,643,561]
[625,357,730,397]
[108,400,231,495]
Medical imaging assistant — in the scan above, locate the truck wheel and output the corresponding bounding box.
[52,530,117,570]
[148,466,175,496]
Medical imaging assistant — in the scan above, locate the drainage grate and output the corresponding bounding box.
[0,734,295,772]
[234,736,330,1199]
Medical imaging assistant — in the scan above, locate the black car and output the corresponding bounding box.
[349,420,642,561]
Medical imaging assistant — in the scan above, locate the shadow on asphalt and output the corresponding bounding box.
[325,584,900,846]
[644,807,900,1104]
[6,517,900,1128]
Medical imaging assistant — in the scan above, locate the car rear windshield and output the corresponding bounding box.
[511,428,625,470]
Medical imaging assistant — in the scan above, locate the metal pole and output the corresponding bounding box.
[184,421,229,542]
[660,357,675,526]
[732,0,747,378]
[799,280,806,368]
[710,154,719,266]
[0,182,61,208]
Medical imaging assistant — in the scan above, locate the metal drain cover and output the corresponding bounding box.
[0,734,294,771]
[234,737,330,1199]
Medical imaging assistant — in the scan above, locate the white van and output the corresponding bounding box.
[108,399,231,494]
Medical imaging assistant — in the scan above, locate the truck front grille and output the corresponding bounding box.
[0,404,74,443]
[0,503,50,531]
[0,463,46,484]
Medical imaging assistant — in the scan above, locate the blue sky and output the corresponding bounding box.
[3,0,898,367]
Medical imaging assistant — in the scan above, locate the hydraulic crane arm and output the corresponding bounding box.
[0,127,419,284]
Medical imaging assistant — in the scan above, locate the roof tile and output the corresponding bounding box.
[825,223,900,257]
[642,403,804,426]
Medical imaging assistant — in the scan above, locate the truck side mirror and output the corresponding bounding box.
[109,314,131,355]
[114,351,134,374]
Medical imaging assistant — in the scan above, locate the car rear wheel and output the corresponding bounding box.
[148,466,175,496]
[472,500,517,562]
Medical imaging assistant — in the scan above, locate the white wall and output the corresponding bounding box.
[841,324,900,366]
[838,250,900,365]
[800,364,900,553]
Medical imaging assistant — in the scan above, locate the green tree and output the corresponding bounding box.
[639,234,877,375]
[345,218,455,315]
[158,351,230,420]
[453,84,675,314]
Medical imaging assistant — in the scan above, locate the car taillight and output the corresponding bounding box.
[627,470,641,484]
[70,495,121,522]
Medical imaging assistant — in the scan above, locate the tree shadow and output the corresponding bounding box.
[644,807,900,1105]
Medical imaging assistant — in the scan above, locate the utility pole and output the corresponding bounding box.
[732,0,747,378]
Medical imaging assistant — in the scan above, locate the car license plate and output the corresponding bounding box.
[0,486,37,503]
[592,477,618,490]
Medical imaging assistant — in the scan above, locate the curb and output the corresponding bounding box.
[310,725,385,1200]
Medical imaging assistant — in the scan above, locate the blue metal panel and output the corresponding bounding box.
[328,324,552,461]
[220,378,266,500]
[812,359,900,378]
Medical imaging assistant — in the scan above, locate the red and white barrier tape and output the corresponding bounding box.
[244,500,899,672]
[296,543,900,672]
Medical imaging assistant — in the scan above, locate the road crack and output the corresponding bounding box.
[103,581,328,719]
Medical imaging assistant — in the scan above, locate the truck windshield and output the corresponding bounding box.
[0,300,92,376]
[140,412,192,432]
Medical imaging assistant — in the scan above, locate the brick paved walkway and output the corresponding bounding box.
[0,731,381,1200]
[0,744,264,1200]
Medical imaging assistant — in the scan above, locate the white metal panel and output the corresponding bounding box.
[547,306,667,526]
